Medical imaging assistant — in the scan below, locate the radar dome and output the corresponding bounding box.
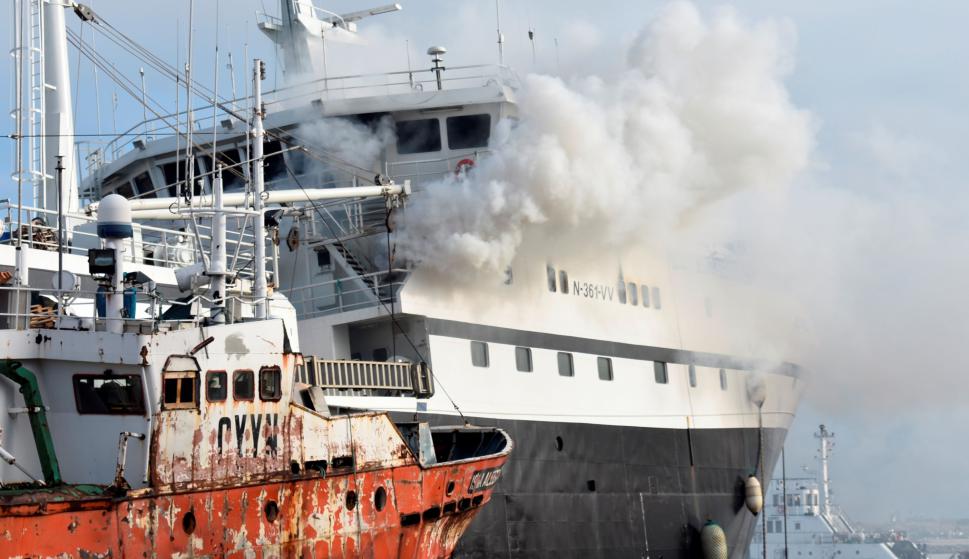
[97,194,133,239]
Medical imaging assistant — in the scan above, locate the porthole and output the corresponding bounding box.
[555,436,564,452]
[446,480,455,496]
[264,501,279,523]
[346,490,358,510]
[182,511,196,535]
[374,486,387,512]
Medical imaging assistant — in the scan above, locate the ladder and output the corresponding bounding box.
[27,0,49,209]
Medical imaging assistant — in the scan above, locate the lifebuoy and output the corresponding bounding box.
[454,158,475,176]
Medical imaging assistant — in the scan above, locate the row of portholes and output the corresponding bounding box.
[180,486,392,536]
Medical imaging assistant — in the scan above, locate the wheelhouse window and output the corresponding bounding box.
[446,114,491,149]
[263,139,287,182]
[259,366,282,401]
[557,352,574,377]
[641,285,651,308]
[372,347,388,362]
[654,361,668,384]
[206,371,228,402]
[73,374,145,415]
[515,347,533,372]
[628,283,638,306]
[162,355,200,410]
[396,119,441,154]
[470,341,490,368]
[233,369,255,401]
[597,357,614,381]
[132,171,156,198]
[688,364,697,388]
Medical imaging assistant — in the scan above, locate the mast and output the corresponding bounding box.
[815,424,835,519]
[41,0,80,222]
[251,59,267,319]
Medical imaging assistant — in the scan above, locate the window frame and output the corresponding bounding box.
[445,113,492,150]
[515,347,533,372]
[597,356,614,381]
[653,361,669,384]
[162,370,198,410]
[72,373,146,415]
[206,370,228,402]
[233,369,255,401]
[259,365,283,402]
[557,352,574,377]
[470,341,490,368]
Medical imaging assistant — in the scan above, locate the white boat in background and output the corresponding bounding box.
[750,425,925,559]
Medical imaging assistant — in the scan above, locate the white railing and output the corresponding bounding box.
[296,357,434,398]
[285,268,407,319]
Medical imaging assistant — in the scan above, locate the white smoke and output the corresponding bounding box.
[399,2,812,276]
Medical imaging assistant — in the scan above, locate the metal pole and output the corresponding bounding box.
[495,0,504,65]
[252,59,267,319]
[55,155,64,291]
[140,67,148,140]
[782,446,789,559]
[13,0,24,247]
[210,165,226,323]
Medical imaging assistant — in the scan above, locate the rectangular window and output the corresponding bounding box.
[688,364,697,387]
[233,369,255,401]
[372,347,388,362]
[546,266,557,292]
[162,371,197,410]
[263,139,287,181]
[316,248,332,270]
[132,172,155,197]
[628,283,638,306]
[597,357,613,381]
[396,119,441,154]
[559,270,569,294]
[719,368,728,391]
[641,285,650,308]
[446,114,491,149]
[617,281,627,304]
[653,361,668,384]
[515,347,533,372]
[206,370,228,402]
[557,352,574,377]
[652,287,662,310]
[259,366,282,401]
[73,374,145,415]
[470,341,490,368]
[795,522,801,531]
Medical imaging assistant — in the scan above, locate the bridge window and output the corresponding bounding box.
[263,139,287,182]
[641,285,650,308]
[206,370,227,402]
[446,114,491,150]
[653,362,668,384]
[233,369,255,401]
[396,119,441,154]
[515,347,532,372]
[688,365,697,388]
[259,366,282,401]
[557,352,574,377]
[73,374,145,415]
[372,347,388,362]
[132,171,156,198]
[470,341,490,368]
[628,283,638,306]
[597,357,613,381]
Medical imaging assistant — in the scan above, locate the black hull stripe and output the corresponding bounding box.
[407,412,789,559]
[425,318,800,376]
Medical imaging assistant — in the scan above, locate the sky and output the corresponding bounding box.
[3,0,969,522]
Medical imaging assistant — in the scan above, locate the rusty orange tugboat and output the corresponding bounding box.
[0,181,511,556]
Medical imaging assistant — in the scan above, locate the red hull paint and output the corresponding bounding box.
[0,455,506,558]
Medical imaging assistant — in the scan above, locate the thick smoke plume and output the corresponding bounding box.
[399,2,812,276]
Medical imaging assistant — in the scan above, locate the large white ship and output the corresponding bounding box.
[10,0,804,556]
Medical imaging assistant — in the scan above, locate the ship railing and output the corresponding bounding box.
[83,64,517,173]
[295,357,433,398]
[385,150,493,185]
[0,203,258,275]
[0,283,267,333]
[284,268,408,320]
